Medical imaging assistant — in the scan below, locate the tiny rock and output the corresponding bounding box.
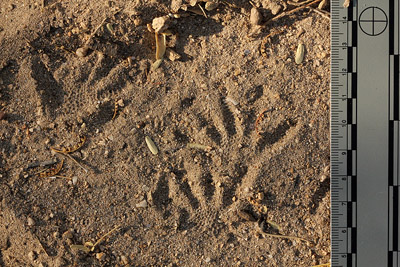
[28,251,37,261]
[152,16,171,33]
[250,7,262,25]
[121,255,129,265]
[96,252,106,261]
[27,217,35,226]
[166,48,181,61]
[76,46,89,57]
[136,199,148,208]
[205,1,218,11]
[0,109,6,120]
[268,2,281,15]
[171,0,183,12]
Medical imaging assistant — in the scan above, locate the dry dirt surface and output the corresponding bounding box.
[0,0,330,266]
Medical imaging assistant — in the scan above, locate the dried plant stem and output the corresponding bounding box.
[92,225,121,249]
[198,3,208,18]
[264,0,322,25]
[258,229,311,243]
[308,6,330,20]
[58,152,88,173]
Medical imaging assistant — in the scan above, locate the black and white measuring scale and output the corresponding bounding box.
[331,0,400,266]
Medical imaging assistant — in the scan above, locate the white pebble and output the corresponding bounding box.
[27,217,35,226]
[136,200,148,208]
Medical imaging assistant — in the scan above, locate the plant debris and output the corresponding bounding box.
[37,159,64,178]
[295,43,305,64]
[70,225,121,253]
[187,143,212,151]
[145,136,159,155]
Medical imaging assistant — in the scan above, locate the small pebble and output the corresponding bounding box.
[72,176,78,185]
[250,7,262,25]
[205,1,218,11]
[121,255,129,265]
[205,257,211,263]
[0,110,6,120]
[76,46,89,57]
[27,217,35,226]
[28,251,36,261]
[96,252,105,261]
[166,48,181,61]
[136,199,148,208]
[133,18,142,26]
[152,16,170,33]
[268,2,281,15]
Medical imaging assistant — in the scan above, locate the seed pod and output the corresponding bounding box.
[106,23,115,35]
[145,136,159,155]
[295,43,304,64]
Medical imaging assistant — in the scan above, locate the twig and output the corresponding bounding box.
[257,229,312,243]
[92,225,120,249]
[198,3,208,18]
[286,0,316,6]
[308,6,330,20]
[264,0,322,25]
[85,9,120,46]
[57,152,88,173]
[48,175,73,180]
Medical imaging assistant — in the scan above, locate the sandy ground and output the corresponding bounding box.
[0,0,330,266]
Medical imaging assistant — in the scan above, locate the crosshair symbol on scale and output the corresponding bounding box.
[359,7,388,36]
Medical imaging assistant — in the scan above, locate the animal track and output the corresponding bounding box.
[150,90,301,233]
